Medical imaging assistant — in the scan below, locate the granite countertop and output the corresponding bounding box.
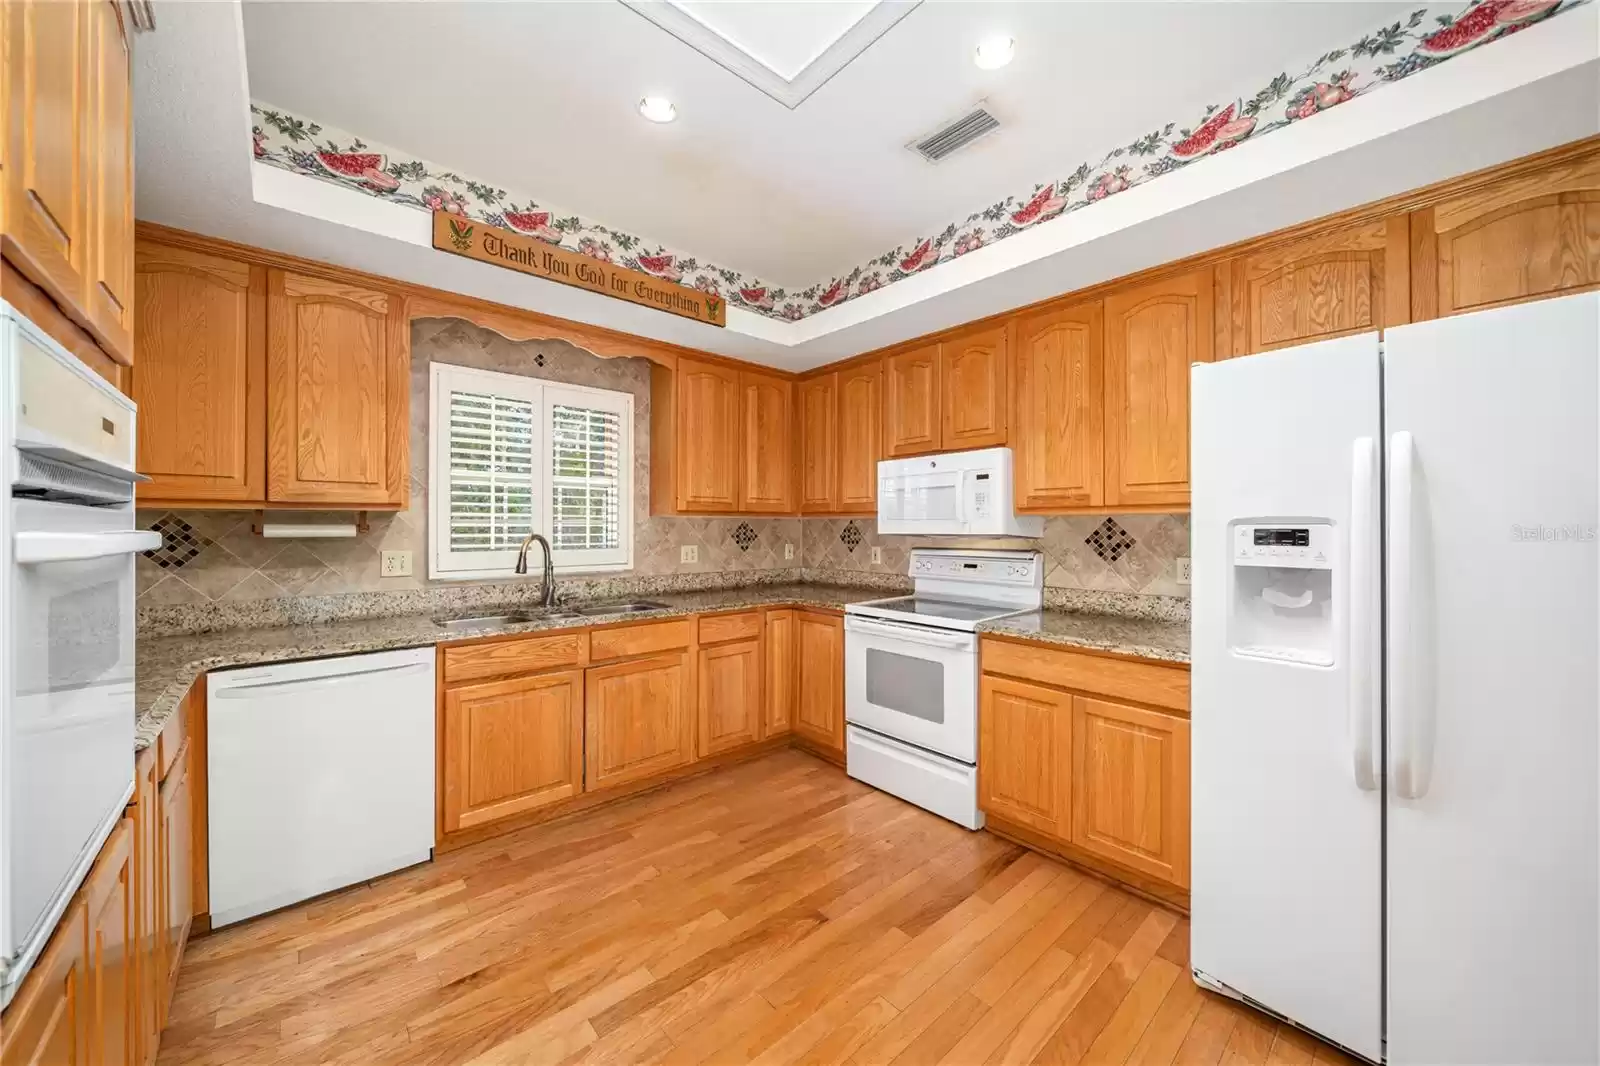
[135,584,1191,752]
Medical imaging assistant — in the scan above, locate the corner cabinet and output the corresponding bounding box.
[1103,268,1213,509]
[651,358,794,515]
[1012,301,1103,511]
[266,270,410,506]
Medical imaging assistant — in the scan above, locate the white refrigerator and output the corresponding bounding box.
[1190,291,1599,1065]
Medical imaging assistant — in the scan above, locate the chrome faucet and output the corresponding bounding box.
[514,531,557,608]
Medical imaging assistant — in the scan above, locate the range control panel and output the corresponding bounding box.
[1233,523,1335,570]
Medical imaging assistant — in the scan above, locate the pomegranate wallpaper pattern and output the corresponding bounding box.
[251,0,1586,324]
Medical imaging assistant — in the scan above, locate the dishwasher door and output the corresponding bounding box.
[206,647,436,928]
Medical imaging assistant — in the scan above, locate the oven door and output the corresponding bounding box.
[4,498,151,967]
[844,614,977,763]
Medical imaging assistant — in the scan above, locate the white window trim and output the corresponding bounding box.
[428,361,634,580]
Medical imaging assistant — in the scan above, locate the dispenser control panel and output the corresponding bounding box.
[1233,523,1334,570]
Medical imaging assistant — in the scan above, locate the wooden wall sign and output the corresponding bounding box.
[431,212,726,327]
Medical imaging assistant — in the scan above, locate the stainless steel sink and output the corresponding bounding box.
[571,601,667,616]
[431,612,540,630]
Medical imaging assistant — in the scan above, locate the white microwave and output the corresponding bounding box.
[876,447,1043,537]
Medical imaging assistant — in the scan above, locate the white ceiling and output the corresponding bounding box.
[239,1,1416,288]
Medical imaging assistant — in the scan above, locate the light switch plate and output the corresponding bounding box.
[1176,557,1192,585]
[784,543,794,560]
[680,544,698,564]
[870,546,883,565]
[380,550,413,578]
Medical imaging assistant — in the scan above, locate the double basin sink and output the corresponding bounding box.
[432,601,668,632]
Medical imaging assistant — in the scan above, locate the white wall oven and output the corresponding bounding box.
[844,550,1043,830]
[0,303,157,1007]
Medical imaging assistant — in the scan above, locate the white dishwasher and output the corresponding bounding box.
[207,647,435,928]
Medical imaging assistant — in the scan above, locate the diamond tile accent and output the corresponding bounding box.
[1085,517,1136,563]
[839,521,863,553]
[732,521,757,552]
[143,514,212,570]
[534,353,546,368]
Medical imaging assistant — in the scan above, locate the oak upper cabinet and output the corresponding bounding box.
[978,674,1072,840]
[939,324,1008,449]
[764,608,797,738]
[83,818,134,1066]
[652,356,740,513]
[1103,268,1212,508]
[737,371,793,513]
[443,669,585,833]
[266,270,410,506]
[585,650,694,791]
[697,638,763,757]
[798,373,838,512]
[0,896,88,1066]
[158,746,192,1001]
[1218,216,1409,357]
[794,611,844,755]
[835,360,882,513]
[884,344,941,456]
[1071,696,1190,889]
[1012,301,1103,511]
[84,0,134,363]
[1412,149,1600,320]
[133,242,264,504]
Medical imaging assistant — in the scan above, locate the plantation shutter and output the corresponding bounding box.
[549,403,623,553]
[446,388,536,552]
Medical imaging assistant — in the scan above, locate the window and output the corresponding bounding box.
[429,363,633,578]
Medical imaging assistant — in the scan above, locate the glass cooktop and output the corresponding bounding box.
[852,596,1021,623]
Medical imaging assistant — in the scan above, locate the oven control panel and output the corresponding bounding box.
[909,549,1041,586]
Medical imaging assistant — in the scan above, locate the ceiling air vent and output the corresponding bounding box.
[909,105,1000,164]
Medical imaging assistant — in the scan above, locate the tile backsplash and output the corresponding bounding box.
[136,317,1189,616]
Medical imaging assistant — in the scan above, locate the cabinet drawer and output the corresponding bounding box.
[589,619,693,662]
[443,631,589,684]
[697,611,762,645]
[980,638,1189,713]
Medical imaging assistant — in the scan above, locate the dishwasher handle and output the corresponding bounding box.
[211,660,431,698]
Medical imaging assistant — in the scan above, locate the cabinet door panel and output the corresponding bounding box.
[764,609,797,738]
[978,675,1072,839]
[836,362,881,512]
[134,244,264,503]
[738,372,793,512]
[443,669,585,832]
[0,897,88,1066]
[1414,151,1600,319]
[585,652,694,791]
[1222,217,1408,357]
[794,612,843,753]
[698,639,762,756]
[798,374,837,512]
[1071,696,1189,888]
[159,748,192,1006]
[940,326,1007,449]
[84,818,134,1066]
[133,750,161,1063]
[266,271,407,505]
[3,0,89,316]
[1103,269,1212,507]
[884,345,940,456]
[1012,302,1103,510]
[674,358,740,511]
[85,0,134,363]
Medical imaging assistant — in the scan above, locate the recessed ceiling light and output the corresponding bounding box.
[974,36,1014,70]
[638,96,677,123]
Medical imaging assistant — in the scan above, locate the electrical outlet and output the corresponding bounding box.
[1176,557,1192,585]
[784,543,794,560]
[680,544,698,564]
[380,550,413,578]
[871,546,883,565]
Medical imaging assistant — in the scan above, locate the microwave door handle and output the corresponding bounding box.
[845,616,974,649]
[13,530,162,564]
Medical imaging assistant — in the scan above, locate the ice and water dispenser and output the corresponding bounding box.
[1229,522,1335,665]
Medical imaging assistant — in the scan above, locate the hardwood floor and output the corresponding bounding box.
[159,750,1358,1066]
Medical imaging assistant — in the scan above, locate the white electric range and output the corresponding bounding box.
[843,549,1043,829]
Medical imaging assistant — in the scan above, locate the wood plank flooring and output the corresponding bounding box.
[159,750,1360,1066]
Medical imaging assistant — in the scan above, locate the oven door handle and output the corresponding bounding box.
[14,530,162,564]
[844,615,976,650]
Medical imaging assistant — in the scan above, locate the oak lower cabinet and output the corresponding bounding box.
[697,639,763,756]
[157,746,192,1013]
[763,608,798,738]
[0,896,89,1066]
[793,611,844,757]
[978,637,1191,903]
[131,750,160,1064]
[442,669,585,833]
[585,651,695,791]
[84,820,134,1066]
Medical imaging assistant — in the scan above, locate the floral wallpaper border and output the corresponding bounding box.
[251,0,1584,324]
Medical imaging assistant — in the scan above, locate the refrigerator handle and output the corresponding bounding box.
[1388,430,1435,800]
[1348,437,1379,792]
